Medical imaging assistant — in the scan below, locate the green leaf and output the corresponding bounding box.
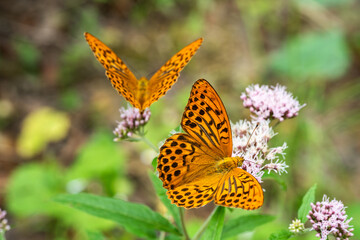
[294,0,353,7]
[269,229,293,240]
[6,162,64,217]
[68,131,126,178]
[298,184,317,223]
[13,37,40,72]
[271,30,350,81]
[222,214,275,238]
[86,231,105,240]
[262,172,287,191]
[165,234,182,240]
[54,193,181,238]
[60,89,82,110]
[347,203,360,236]
[152,157,158,170]
[6,162,114,232]
[149,172,181,230]
[66,130,132,196]
[16,107,70,158]
[201,207,225,240]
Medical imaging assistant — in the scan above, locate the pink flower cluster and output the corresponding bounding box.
[307,195,354,240]
[0,208,10,233]
[231,120,288,183]
[240,84,306,121]
[113,107,151,140]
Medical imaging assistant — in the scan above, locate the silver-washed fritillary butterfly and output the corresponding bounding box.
[85,32,203,112]
[157,79,264,209]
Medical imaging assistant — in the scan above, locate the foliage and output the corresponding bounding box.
[270,30,350,81]
[297,184,317,223]
[0,0,359,239]
[54,193,181,239]
[16,107,70,158]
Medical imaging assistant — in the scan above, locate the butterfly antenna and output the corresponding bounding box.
[240,122,260,158]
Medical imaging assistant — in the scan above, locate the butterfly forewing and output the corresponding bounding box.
[84,32,140,108]
[181,79,233,158]
[214,168,264,210]
[85,33,202,111]
[145,38,203,109]
[158,133,219,190]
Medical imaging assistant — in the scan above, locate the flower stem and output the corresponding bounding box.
[179,208,190,240]
[140,135,158,153]
[271,119,281,129]
[192,206,219,240]
[159,231,166,240]
[289,228,313,238]
[0,232,6,240]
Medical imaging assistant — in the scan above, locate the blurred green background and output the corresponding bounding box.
[0,0,359,239]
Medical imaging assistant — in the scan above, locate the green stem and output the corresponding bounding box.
[159,231,166,240]
[271,119,281,129]
[140,135,158,152]
[192,206,219,240]
[179,208,190,240]
[288,228,313,238]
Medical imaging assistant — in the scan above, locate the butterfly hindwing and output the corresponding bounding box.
[181,79,233,158]
[84,32,140,108]
[166,177,219,209]
[214,168,264,210]
[144,38,203,109]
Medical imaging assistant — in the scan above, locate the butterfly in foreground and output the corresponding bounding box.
[84,32,203,112]
[157,79,264,209]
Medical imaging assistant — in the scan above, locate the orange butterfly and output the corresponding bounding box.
[157,79,264,209]
[85,32,203,112]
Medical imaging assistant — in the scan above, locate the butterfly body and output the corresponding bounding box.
[157,79,264,210]
[215,157,243,173]
[136,77,148,107]
[85,32,203,112]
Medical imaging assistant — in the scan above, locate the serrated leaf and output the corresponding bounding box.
[298,184,317,223]
[54,193,181,238]
[149,172,181,230]
[201,207,225,240]
[222,214,275,238]
[269,229,293,240]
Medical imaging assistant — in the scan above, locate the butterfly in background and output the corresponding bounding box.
[84,32,203,112]
[157,79,264,209]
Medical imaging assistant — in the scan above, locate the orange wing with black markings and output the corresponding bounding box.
[144,38,203,109]
[157,79,264,210]
[85,32,202,111]
[85,32,140,109]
